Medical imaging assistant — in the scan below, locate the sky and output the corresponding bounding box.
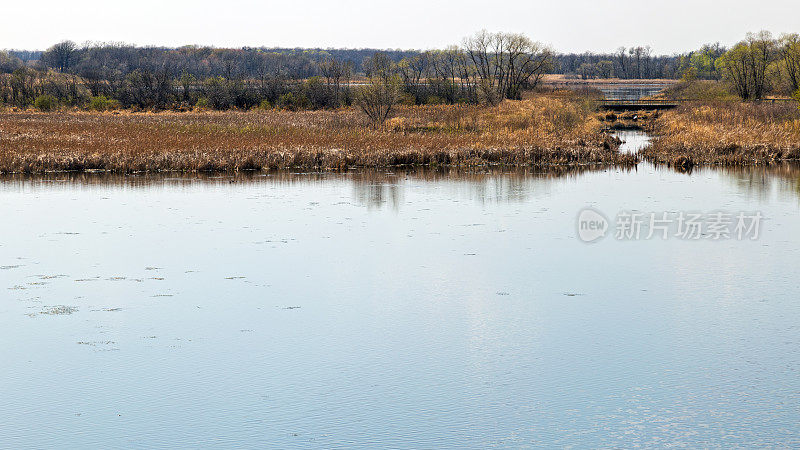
[2,0,798,54]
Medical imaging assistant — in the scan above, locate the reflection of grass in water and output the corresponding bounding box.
[711,163,800,201]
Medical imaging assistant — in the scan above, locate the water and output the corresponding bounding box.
[598,83,671,101]
[1,135,800,447]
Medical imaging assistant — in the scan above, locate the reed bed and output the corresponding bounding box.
[644,102,800,167]
[0,97,634,174]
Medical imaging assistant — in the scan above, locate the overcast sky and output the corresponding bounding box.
[2,0,798,54]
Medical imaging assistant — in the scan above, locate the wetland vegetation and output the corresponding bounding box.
[4,18,800,449]
[643,102,800,167]
[1,30,799,173]
[0,95,632,173]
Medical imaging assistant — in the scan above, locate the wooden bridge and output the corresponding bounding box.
[597,99,683,111]
[598,98,796,111]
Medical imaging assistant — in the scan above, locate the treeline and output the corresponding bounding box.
[2,46,421,79]
[676,32,800,100]
[559,47,681,79]
[1,43,684,81]
[0,31,555,113]
[2,30,800,111]
[0,44,425,110]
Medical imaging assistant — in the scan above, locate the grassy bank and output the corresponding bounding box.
[658,80,740,101]
[643,102,800,167]
[0,97,634,174]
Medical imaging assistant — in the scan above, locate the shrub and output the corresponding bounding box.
[195,97,209,110]
[663,80,738,101]
[203,77,234,110]
[33,94,57,111]
[277,92,311,111]
[356,76,401,126]
[303,76,331,109]
[397,92,416,106]
[277,93,295,110]
[794,89,800,109]
[426,96,445,105]
[87,95,119,111]
[259,99,272,110]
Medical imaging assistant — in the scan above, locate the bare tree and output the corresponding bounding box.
[746,31,775,99]
[121,68,174,108]
[596,60,613,78]
[254,52,288,103]
[396,54,428,101]
[43,41,78,72]
[643,46,653,78]
[356,54,401,126]
[319,57,352,107]
[577,63,596,79]
[0,51,23,73]
[428,47,465,103]
[362,52,394,83]
[780,33,800,91]
[716,31,776,100]
[463,30,554,104]
[615,47,628,79]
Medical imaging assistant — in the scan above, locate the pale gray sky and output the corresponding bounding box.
[2,0,798,53]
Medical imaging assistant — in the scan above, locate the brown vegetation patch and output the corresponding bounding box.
[597,110,660,130]
[642,102,800,166]
[0,98,635,174]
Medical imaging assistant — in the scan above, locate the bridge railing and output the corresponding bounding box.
[599,98,795,105]
[598,99,684,105]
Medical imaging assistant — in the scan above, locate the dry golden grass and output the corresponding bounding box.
[643,102,800,167]
[0,97,634,174]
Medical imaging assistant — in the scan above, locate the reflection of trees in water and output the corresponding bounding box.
[351,178,403,211]
[348,166,616,209]
[702,163,800,203]
[5,164,797,208]
[0,165,627,208]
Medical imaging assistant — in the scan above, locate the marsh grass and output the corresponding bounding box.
[660,80,740,102]
[643,102,800,167]
[0,97,635,174]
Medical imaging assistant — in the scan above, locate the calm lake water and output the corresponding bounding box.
[1,133,800,447]
[598,83,671,100]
